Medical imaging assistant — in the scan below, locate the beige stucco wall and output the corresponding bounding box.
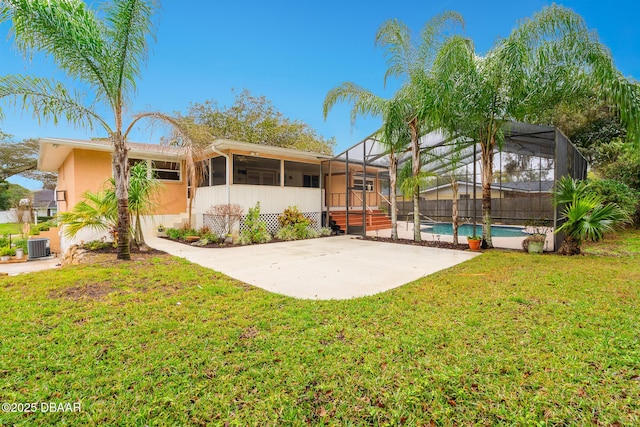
[56,148,187,215]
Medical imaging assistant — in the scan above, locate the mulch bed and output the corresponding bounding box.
[162,235,333,249]
[363,236,473,251]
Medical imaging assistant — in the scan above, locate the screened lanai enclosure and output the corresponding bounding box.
[321,122,587,251]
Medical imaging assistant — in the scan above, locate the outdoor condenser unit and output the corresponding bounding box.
[28,238,50,259]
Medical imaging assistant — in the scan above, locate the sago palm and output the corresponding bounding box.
[554,176,629,255]
[0,0,191,260]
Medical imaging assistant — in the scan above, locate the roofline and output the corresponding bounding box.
[210,139,333,161]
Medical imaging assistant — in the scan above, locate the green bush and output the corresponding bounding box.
[278,206,310,228]
[0,246,16,257]
[200,232,219,243]
[82,240,114,251]
[587,179,639,219]
[0,235,9,248]
[320,227,332,236]
[240,202,271,244]
[166,228,181,240]
[12,238,28,253]
[275,225,298,241]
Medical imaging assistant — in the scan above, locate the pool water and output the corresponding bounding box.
[422,223,528,238]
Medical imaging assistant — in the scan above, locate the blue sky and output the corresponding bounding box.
[1,0,639,189]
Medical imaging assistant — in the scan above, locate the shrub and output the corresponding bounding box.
[320,227,332,237]
[166,228,181,240]
[587,179,639,219]
[275,225,298,241]
[201,232,219,243]
[13,238,28,253]
[0,246,16,257]
[278,206,310,228]
[82,240,114,251]
[207,204,244,237]
[0,235,9,248]
[240,202,271,244]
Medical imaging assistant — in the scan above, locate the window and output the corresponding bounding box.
[152,160,180,181]
[353,178,374,192]
[233,155,280,186]
[459,194,471,200]
[211,156,227,186]
[128,158,181,181]
[284,161,320,188]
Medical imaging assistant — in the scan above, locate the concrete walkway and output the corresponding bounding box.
[0,256,61,276]
[146,235,480,300]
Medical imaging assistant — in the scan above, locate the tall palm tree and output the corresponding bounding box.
[323,85,408,239]
[324,12,463,242]
[426,5,640,248]
[0,0,190,260]
[373,14,463,242]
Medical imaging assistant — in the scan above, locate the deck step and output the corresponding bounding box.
[328,210,392,232]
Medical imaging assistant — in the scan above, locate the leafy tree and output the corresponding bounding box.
[0,0,191,260]
[426,5,640,248]
[0,132,57,188]
[587,178,639,221]
[185,89,335,155]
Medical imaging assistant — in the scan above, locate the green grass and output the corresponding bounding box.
[1,230,639,425]
[0,223,21,236]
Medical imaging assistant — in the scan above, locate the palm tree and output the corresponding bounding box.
[426,5,640,248]
[323,85,409,239]
[58,162,161,247]
[324,12,463,242]
[554,176,629,255]
[0,0,191,260]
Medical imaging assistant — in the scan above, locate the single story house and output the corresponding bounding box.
[38,138,345,252]
[419,180,555,200]
[32,189,58,218]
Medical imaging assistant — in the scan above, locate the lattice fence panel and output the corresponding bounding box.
[203,214,229,238]
[239,212,322,234]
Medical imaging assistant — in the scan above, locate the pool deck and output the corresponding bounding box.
[366,221,555,251]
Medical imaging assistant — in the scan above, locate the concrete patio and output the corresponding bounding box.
[146,234,480,300]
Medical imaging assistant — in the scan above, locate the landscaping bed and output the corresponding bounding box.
[363,236,471,251]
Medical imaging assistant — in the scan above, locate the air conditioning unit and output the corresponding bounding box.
[28,238,50,259]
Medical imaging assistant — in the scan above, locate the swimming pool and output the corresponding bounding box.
[422,222,529,238]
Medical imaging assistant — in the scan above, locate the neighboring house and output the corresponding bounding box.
[38,138,334,251]
[419,180,554,200]
[32,189,58,218]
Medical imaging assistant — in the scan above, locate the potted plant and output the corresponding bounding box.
[467,235,482,251]
[15,247,24,259]
[523,217,551,254]
[523,233,546,254]
[0,246,16,261]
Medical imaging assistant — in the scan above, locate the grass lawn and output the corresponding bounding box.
[1,230,639,425]
[0,223,21,236]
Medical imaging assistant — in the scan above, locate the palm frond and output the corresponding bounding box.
[3,0,111,99]
[0,74,110,131]
[375,19,413,86]
[106,0,158,104]
[417,11,464,70]
[57,190,116,238]
[323,83,385,125]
